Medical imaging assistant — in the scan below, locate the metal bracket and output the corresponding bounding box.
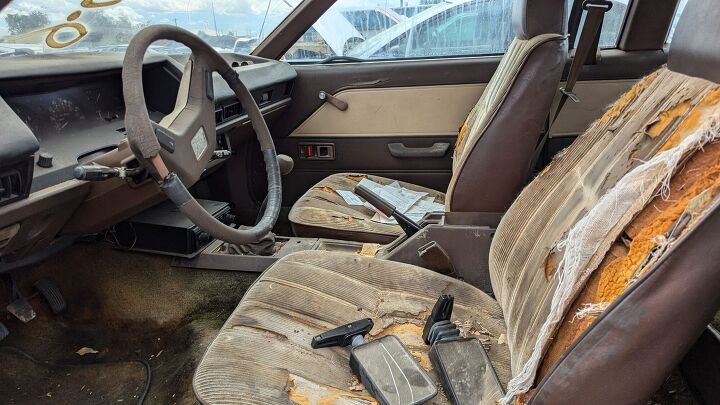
[560,87,581,103]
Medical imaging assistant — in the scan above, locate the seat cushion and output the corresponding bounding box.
[289,173,445,244]
[193,251,510,405]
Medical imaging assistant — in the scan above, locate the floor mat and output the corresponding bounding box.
[0,347,150,404]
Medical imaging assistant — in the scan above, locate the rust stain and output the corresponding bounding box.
[287,374,377,405]
[539,140,720,379]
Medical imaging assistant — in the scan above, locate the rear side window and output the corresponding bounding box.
[568,0,632,49]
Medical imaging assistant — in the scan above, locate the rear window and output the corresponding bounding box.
[568,0,632,49]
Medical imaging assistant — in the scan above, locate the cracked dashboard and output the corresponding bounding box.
[0,52,296,264]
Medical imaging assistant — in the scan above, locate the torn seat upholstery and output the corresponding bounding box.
[289,173,445,243]
[195,1,720,404]
[193,251,510,404]
[288,0,568,243]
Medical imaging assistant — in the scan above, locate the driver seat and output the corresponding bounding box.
[194,1,720,403]
[288,0,568,243]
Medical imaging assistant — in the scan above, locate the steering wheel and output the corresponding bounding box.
[121,25,281,245]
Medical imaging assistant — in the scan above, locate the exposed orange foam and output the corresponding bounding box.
[287,374,377,405]
[538,88,720,379]
[659,87,720,152]
[646,100,691,138]
[456,118,470,150]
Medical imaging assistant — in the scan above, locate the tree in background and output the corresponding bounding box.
[5,10,50,36]
[84,11,134,44]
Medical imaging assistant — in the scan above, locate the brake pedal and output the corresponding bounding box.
[33,279,66,314]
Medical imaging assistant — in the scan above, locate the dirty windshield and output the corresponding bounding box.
[0,0,297,57]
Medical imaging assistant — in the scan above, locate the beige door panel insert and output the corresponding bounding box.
[550,79,637,138]
[291,84,486,138]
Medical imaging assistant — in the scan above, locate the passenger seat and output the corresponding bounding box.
[289,0,568,243]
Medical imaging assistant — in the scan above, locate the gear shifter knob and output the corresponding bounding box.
[277,154,294,176]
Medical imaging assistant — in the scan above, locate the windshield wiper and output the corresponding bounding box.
[319,55,365,64]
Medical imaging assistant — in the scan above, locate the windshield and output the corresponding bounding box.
[0,0,297,57]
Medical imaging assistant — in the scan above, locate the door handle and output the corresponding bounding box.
[387,142,450,158]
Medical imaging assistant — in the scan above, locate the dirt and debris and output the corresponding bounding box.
[346,175,366,182]
[76,347,99,356]
[356,243,381,257]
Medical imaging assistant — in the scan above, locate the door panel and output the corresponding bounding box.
[281,136,455,203]
[291,84,486,137]
[267,50,666,208]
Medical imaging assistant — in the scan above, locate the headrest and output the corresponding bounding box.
[668,0,720,84]
[513,0,567,40]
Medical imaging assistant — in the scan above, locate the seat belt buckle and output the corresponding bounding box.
[560,87,581,103]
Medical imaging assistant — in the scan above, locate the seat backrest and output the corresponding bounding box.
[489,0,720,403]
[445,0,567,213]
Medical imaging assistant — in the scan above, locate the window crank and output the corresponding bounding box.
[318,91,348,111]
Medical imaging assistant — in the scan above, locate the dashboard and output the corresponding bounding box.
[0,52,296,264]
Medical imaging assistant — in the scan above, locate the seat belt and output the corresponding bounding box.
[530,0,613,173]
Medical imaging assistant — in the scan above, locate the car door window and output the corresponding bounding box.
[285,0,516,62]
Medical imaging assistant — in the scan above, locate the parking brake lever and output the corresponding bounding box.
[355,183,421,237]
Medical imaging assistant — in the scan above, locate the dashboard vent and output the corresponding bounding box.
[0,157,33,208]
[0,170,24,206]
[214,109,223,124]
[222,102,242,122]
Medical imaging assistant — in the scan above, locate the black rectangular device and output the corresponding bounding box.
[112,199,233,257]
